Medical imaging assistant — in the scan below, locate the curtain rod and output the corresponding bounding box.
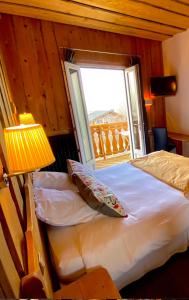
[60,47,140,57]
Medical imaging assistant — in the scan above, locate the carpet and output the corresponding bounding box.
[120,249,189,298]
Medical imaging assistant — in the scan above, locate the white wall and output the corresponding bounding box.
[162,28,189,156]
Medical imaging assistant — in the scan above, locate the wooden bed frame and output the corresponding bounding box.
[21,174,120,298]
[2,163,189,297]
[21,174,54,298]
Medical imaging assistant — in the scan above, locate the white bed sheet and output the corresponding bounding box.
[47,163,189,289]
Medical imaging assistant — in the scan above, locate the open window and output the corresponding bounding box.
[64,61,146,168]
[64,62,95,169]
[124,65,146,158]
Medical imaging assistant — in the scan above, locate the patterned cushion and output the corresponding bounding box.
[75,173,127,218]
[67,159,93,183]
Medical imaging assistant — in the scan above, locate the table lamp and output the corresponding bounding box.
[3,124,55,178]
[19,113,35,125]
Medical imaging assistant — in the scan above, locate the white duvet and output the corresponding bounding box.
[47,163,189,289]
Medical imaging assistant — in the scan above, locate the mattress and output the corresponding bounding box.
[47,163,189,289]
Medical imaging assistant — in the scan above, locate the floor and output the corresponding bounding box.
[120,248,189,298]
[95,152,131,169]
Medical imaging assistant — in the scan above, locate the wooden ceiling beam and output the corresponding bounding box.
[0,0,182,35]
[0,3,170,40]
[139,0,189,16]
[73,0,189,28]
[176,0,189,5]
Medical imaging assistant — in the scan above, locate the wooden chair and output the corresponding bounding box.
[152,127,176,152]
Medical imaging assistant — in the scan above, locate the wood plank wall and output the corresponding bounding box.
[0,13,166,136]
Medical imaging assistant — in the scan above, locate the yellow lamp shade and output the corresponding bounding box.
[4,124,55,174]
[19,113,35,125]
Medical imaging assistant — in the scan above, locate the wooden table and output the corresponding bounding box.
[168,132,189,155]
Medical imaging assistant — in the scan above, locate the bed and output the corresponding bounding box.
[32,151,189,290]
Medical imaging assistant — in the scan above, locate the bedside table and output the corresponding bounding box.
[54,267,121,299]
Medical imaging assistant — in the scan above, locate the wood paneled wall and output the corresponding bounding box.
[0,13,165,136]
[0,14,72,136]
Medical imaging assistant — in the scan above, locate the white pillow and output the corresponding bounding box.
[33,188,99,226]
[32,171,78,191]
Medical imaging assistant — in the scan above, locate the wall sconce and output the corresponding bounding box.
[19,113,35,125]
[3,124,55,181]
[145,99,153,107]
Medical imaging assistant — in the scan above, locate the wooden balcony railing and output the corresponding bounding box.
[90,121,130,159]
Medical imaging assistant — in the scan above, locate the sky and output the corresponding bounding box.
[80,68,128,114]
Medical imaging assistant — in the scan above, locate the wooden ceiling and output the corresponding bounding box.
[0,0,189,41]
